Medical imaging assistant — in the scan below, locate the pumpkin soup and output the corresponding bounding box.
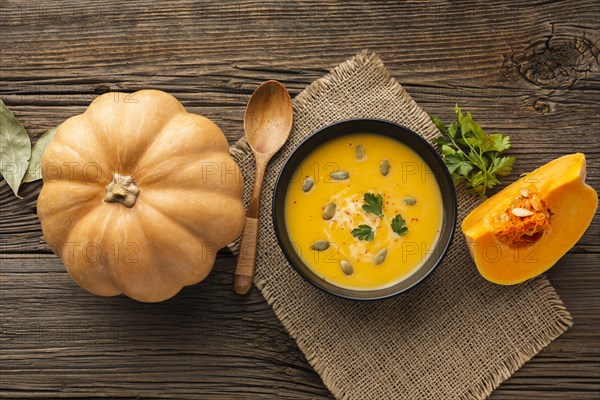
[284,133,443,290]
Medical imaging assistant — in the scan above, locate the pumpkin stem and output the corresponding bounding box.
[104,173,140,208]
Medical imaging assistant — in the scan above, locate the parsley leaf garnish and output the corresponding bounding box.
[431,105,516,200]
[391,214,408,236]
[362,192,383,218]
[351,224,375,241]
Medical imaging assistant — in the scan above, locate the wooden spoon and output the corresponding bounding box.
[233,80,293,295]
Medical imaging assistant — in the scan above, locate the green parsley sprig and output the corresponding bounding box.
[362,192,383,218]
[391,214,408,236]
[351,224,375,241]
[431,105,516,200]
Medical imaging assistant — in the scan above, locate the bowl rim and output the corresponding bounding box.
[272,118,457,301]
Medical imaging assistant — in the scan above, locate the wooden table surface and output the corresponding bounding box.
[1,1,598,398]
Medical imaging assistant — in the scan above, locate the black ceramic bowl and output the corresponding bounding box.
[273,119,457,300]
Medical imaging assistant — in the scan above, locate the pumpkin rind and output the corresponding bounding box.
[38,90,245,302]
[461,153,597,285]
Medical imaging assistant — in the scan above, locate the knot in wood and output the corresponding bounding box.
[533,100,551,115]
[517,36,598,89]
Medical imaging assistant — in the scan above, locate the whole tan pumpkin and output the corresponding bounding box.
[38,90,245,302]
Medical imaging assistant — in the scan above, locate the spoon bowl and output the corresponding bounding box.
[244,81,293,155]
[233,80,293,295]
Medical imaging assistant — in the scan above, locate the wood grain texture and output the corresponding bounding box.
[1,253,598,399]
[0,254,333,399]
[1,0,599,398]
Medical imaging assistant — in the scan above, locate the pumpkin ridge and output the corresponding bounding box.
[51,115,113,178]
[123,91,190,165]
[118,109,188,170]
[40,179,105,204]
[98,209,182,302]
[138,199,226,249]
[134,112,229,176]
[129,205,186,292]
[141,184,243,198]
[139,186,245,245]
[83,90,187,170]
[38,188,102,228]
[135,149,229,186]
[62,205,122,296]
[41,139,111,186]
[38,181,105,254]
[135,201,214,287]
[136,156,244,197]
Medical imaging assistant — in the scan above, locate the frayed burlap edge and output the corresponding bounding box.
[253,274,572,400]
[227,51,573,400]
[459,274,573,399]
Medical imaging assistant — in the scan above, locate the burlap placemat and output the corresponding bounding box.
[229,51,572,400]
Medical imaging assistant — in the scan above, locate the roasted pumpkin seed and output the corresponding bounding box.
[403,196,417,206]
[302,177,314,192]
[340,260,353,276]
[311,240,330,251]
[373,248,388,265]
[380,159,390,176]
[330,171,349,180]
[322,203,337,220]
[355,145,366,161]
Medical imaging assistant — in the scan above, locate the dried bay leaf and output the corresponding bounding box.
[0,100,31,197]
[22,126,58,183]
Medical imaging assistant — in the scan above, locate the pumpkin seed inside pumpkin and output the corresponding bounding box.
[511,207,534,217]
[311,240,330,251]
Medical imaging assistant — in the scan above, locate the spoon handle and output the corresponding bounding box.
[233,216,259,294]
[233,159,266,295]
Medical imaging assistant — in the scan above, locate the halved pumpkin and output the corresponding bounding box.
[462,153,597,285]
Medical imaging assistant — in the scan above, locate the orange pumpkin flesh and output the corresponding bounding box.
[38,90,246,302]
[462,153,597,285]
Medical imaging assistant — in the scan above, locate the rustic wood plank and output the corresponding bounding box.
[1,0,599,398]
[0,253,333,399]
[491,253,600,399]
[0,253,597,399]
